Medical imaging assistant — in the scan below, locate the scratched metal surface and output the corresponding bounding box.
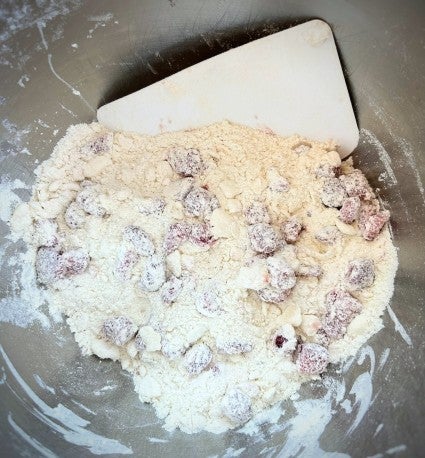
[0,0,424,457]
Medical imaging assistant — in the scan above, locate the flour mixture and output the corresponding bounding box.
[11,122,398,433]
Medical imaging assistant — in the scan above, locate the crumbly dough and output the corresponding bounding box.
[12,121,398,434]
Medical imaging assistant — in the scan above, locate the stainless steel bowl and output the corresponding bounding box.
[1,1,424,456]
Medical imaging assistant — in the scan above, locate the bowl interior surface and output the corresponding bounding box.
[1,1,424,457]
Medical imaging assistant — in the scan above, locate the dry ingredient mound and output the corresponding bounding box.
[11,121,398,434]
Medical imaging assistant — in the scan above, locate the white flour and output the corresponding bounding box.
[10,121,398,434]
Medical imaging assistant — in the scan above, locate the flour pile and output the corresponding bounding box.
[11,122,397,433]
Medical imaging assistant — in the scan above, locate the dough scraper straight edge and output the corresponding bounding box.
[97,19,358,158]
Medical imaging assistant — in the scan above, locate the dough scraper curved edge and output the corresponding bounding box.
[97,19,358,158]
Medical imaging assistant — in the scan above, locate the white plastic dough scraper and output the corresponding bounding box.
[97,19,358,158]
